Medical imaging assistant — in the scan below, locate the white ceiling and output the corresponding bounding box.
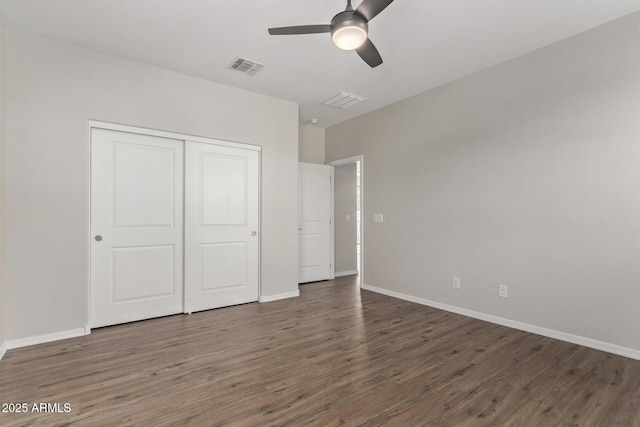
[1,0,639,128]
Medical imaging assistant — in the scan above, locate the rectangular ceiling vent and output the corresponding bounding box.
[227,57,265,76]
[322,91,367,109]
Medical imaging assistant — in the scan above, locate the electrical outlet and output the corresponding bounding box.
[452,276,461,289]
[499,285,508,298]
[373,214,384,223]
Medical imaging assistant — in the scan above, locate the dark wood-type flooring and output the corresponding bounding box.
[1,276,640,426]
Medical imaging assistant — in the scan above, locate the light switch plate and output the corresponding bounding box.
[373,214,384,223]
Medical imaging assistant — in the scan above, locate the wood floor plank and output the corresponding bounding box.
[1,276,639,426]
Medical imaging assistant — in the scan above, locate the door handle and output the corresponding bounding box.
[251,231,257,237]
[94,235,103,242]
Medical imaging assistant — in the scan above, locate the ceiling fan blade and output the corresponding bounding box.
[355,0,394,21]
[268,25,332,35]
[355,38,383,68]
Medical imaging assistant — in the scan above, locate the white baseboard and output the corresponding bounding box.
[335,270,358,277]
[0,342,6,361]
[6,327,90,350]
[362,284,640,361]
[259,290,300,303]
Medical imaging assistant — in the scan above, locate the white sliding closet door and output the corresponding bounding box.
[184,141,260,313]
[90,128,184,328]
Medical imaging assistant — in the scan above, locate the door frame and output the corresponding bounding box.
[326,155,364,287]
[87,120,262,332]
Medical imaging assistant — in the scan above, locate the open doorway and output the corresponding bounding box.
[328,155,363,285]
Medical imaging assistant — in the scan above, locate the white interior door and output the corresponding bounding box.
[299,163,333,283]
[91,128,184,328]
[184,141,260,313]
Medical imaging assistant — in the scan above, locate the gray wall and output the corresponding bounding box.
[326,13,640,351]
[299,124,325,164]
[4,30,299,342]
[334,163,358,275]
[0,21,5,355]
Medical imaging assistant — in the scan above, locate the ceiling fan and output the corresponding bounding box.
[268,0,395,68]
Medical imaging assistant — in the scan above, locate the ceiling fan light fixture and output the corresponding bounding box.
[332,25,367,50]
[331,12,368,51]
[268,0,394,67]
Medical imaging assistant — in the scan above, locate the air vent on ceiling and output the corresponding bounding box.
[227,57,265,76]
[322,91,367,109]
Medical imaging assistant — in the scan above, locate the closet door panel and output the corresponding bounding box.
[184,141,260,313]
[90,128,184,328]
